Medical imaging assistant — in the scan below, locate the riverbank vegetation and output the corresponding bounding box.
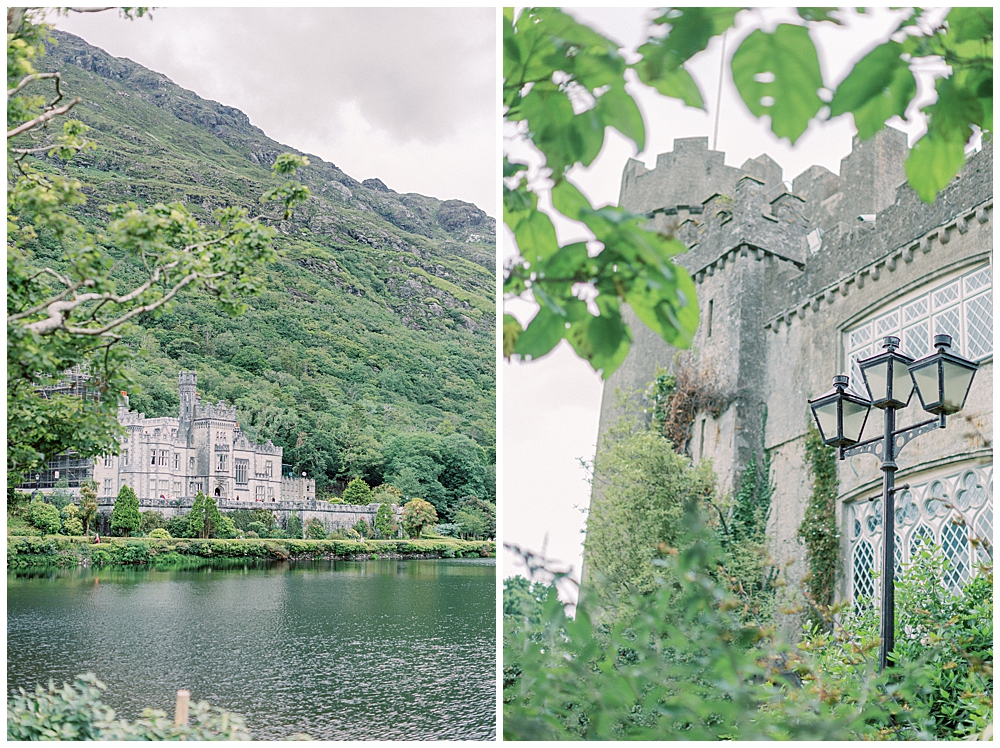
[8,534,495,569]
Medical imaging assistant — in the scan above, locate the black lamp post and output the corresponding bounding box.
[808,334,978,672]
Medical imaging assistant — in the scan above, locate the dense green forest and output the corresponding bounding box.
[29,31,495,512]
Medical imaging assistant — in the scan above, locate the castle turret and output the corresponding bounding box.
[178,370,197,444]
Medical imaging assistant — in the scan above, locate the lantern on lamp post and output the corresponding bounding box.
[808,334,979,672]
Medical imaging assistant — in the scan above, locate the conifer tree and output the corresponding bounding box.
[79,480,98,536]
[188,491,207,538]
[202,493,223,538]
[110,485,141,537]
[375,502,398,539]
[341,477,373,505]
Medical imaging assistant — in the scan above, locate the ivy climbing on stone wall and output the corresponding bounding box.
[798,426,841,628]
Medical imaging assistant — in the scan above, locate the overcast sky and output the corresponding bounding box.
[53,7,495,214]
[503,7,945,601]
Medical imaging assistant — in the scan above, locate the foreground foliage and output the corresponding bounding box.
[7,674,251,740]
[504,503,992,740]
[503,7,992,375]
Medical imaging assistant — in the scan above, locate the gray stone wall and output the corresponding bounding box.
[97,496,384,533]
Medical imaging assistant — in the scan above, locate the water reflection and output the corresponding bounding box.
[8,559,495,740]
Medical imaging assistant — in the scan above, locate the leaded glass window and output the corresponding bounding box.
[847,464,992,605]
[845,264,992,396]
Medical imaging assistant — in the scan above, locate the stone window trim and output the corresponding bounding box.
[842,459,992,606]
[235,459,249,485]
[843,262,992,396]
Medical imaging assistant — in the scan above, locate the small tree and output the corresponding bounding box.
[352,518,371,539]
[454,506,489,539]
[166,513,191,539]
[50,478,73,511]
[110,485,141,537]
[401,498,438,539]
[61,503,84,535]
[188,492,207,538]
[375,502,398,539]
[79,480,98,536]
[305,517,327,540]
[29,496,61,535]
[202,494,223,538]
[341,478,373,505]
[286,511,303,539]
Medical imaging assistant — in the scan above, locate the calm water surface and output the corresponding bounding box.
[8,558,495,740]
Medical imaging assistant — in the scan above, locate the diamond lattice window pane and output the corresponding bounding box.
[853,539,875,605]
[964,266,991,294]
[932,307,962,353]
[894,533,902,576]
[933,280,961,310]
[875,310,900,336]
[902,295,929,324]
[901,320,930,358]
[849,349,870,396]
[965,293,992,359]
[849,325,872,350]
[941,520,970,593]
[974,505,992,563]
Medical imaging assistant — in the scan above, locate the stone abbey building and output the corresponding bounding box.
[590,129,992,607]
[93,371,315,505]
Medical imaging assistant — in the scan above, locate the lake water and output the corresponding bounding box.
[7,558,496,740]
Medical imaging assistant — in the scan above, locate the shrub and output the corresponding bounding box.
[110,486,140,537]
[246,521,267,537]
[165,514,191,539]
[352,518,371,539]
[7,673,251,740]
[61,504,83,535]
[140,511,167,534]
[245,531,260,539]
[29,496,61,535]
[148,528,171,539]
[305,518,327,540]
[341,478,373,505]
[285,511,303,539]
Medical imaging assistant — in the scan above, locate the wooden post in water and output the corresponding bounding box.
[174,689,190,727]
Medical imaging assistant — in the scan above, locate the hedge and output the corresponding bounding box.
[7,535,496,568]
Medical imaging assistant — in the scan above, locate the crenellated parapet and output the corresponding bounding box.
[195,400,237,421]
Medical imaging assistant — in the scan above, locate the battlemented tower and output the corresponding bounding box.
[587,128,993,610]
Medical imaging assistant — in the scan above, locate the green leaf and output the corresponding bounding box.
[731,24,824,143]
[943,7,992,44]
[905,132,965,203]
[513,305,567,360]
[513,209,560,265]
[830,41,916,139]
[503,314,523,359]
[550,178,593,222]
[796,7,841,24]
[537,241,591,282]
[634,59,704,108]
[649,7,742,62]
[594,83,646,152]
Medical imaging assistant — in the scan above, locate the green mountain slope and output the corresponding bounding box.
[36,30,496,511]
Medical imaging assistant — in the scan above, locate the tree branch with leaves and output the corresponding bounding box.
[6,9,310,487]
[503,7,991,377]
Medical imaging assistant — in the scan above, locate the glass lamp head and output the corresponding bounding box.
[909,334,978,415]
[809,374,872,447]
[858,335,915,409]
